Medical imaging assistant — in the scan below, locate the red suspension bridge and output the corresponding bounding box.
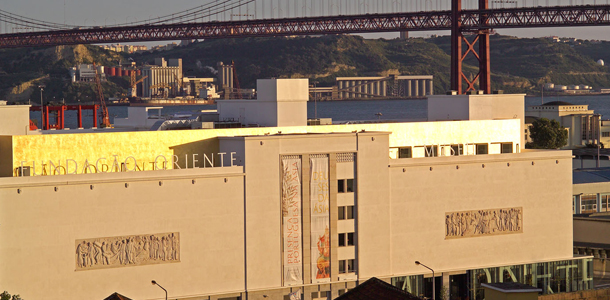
[2,0,610,94]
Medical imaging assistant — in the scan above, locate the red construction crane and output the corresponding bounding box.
[94,63,111,128]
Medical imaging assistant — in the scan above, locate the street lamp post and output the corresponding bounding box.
[151,280,168,300]
[415,261,435,300]
[39,85,45,130]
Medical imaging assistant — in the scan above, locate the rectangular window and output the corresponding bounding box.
[581,194,597,213]
[346,179,354,192]
[348,259,356,272]
[450,145,463,156]
[603,132,610,138]
[338,206,346,220]
[398,147,412,158]
[338,179,345,193]
[425,145,438,157]
[339,233,346,247]
[476,144,488,155]
[501,143,513,154]
[339,260,346,274]
[347,232,355,246]
[602,194,610,212]
[346,206,354,219]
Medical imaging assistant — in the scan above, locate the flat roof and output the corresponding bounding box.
[573,168,610,184]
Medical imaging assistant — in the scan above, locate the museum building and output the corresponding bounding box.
[0,79,593,300]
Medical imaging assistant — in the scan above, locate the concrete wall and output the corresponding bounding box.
[428,94,526,149]
[217,79,307,127]
[0,167,246,300]
[386,149,574,278]
[0,105,30,135]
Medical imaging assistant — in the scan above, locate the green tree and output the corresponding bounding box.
[527,118,568,149]
[1,291,23,300]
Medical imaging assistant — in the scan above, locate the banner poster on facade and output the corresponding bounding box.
[310,156,330,282]
[282,157,303,285]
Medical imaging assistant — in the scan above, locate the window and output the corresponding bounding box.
[450,145,463,156]
[347,232,355,246]
[339,260,346,273]
[501,143,513,154]
[338,206,355,220]
[476,144,488,155]
[602,194,610,212]
[338,179,355,193]
[348,259,356,272]
[347,206,354,219]
[398,147,412,158]
[581,194,597,213]
[425,145,438,157]
[346,179,354,192]
[603,132,610,138]
[339,259,356,274]
[339,232,355,247]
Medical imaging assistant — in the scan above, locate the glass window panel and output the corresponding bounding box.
[338,206,345,220]
[339,260,346,274]
[338,233,346,247]
[338,179,345,193]
[347,206,354,219]
[347,232,355,246]
[346,179,354,192]
[399,147,412,158]
[501,143,513,153]
[476,144,488,155]
[348,259,355,273]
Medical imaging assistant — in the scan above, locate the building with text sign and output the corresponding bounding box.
[0,79,592,300]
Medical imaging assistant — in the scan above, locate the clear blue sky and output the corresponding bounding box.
[4,0,610,42]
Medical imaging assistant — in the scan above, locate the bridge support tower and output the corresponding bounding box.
[451,0,491,95]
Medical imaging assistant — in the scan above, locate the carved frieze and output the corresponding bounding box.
[445,207,522,239]
[75,232,180,270]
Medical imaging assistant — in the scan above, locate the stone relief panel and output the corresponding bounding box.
[75,232,180,270]
[445,207,522,239]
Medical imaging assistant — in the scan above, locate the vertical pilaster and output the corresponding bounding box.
[302,154,311,284]
[329,153,339,281]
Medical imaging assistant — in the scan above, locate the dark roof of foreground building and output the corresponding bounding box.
[541,101,574,106]
[103,293,133,300]
[335,277,423,300]
[573,167,610,184]
[481,282,541,293]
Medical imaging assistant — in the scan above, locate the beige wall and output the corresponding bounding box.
[385,149,574,278]
[0,105,30,136]
[0,167,246,300]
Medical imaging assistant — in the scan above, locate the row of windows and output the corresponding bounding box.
[338,206,355,220]
[576,194,610,213]
[398,143,513,158]
[338,179,354,193]
[338,232,355,247]
[339,259,356,274]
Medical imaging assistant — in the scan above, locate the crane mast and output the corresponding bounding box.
[94,63,111,128]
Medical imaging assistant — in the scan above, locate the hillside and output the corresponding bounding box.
[1,34,610,102]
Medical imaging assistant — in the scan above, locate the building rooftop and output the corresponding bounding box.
[335,277,422,300]
[573,167,610,184]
